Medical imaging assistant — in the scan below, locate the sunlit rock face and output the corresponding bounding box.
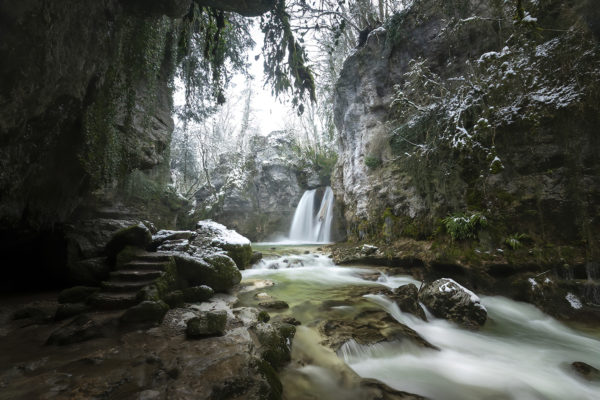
[332,0,600,254]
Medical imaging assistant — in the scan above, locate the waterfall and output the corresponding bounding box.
[288,186,335,243]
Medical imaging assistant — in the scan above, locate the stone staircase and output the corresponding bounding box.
[90,251,172,310]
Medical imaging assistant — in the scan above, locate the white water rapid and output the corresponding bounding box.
[241,248,600,400]
[287,186,334,243]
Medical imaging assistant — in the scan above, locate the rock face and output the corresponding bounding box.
[332,0,600,254]
[418,278,487,329]
[193,131,337,241]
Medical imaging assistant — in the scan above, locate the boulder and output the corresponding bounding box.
[195,220,253,269]
[163,290,185,308]
[58,286,100,304]
[119,301,169,326]
[46,315,104,345]
[257,311,271,322]
[249,322,296,369]
[418,278,487,329]
[571,361,600,381]
[186,310,227,338]
[174,253,241,292]
[105,223,152,260]
[390,284,427,321]
[258,300,289,310]
[182,285,215,303]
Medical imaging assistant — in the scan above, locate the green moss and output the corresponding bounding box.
[364,155,382,169]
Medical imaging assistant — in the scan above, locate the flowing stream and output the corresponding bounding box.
[240,246,600,400]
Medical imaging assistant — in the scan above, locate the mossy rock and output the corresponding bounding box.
[174,253,241,292]
[106,224,152,260]
[119,300,169,326]
[220,242,253,270]
[186,310,227,338]
[182,285,214,303]
[163,290,185,308]
[58,286,100,304]
[257,311,271,323]
[250,322,296,370]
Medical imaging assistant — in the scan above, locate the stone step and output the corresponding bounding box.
[110,270,164,281]
[101,280,156,293]
[135,253,173,263]
[118,261,168,272]
[89,292,140,310]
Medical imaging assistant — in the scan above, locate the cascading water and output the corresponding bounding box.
[288,186,334,243]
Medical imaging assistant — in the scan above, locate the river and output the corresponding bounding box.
[239,245,600,400]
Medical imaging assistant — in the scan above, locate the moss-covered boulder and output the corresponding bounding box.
[174,253,241,292]
[186,310,227,338]
[58,286,100,304]
[249,322,296,369]
[105,224,152,260]
[182,285,214,303]
[119,300,169,326]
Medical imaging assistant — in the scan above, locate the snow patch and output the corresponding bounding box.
[528,278,538,289]
[196,219,251,245]
[565,292,582,310]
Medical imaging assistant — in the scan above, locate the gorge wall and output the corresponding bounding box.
[333,0,599,255]
[193,131,342,241]
[332,0,600,317]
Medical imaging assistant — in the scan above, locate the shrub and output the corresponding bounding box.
[442,212,488,241]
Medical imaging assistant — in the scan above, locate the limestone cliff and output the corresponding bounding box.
[333,0,599,254]
[193,131,332,241]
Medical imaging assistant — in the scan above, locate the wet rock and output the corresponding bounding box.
[250,251,263,265]
[255,292,272,300]
[571,361,600,381]
[280,316,301,326]
[418,278,487,329]
[250,322,296,369]
[58,286,100,304]
[390,284,427,321]
[186,310,227,338]
[120,300,169,327]
[105,223,152,260]
[54,303,89,321]
[258,310,271,322]
[259,300,289,310]
[318,309,438,351]
[182,285,214,303]
[46,315,104,345]
[360,378,426,400]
